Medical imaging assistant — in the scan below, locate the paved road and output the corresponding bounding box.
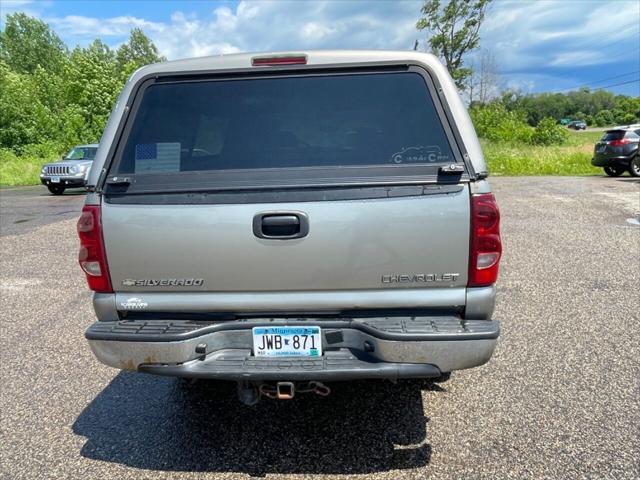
[0,186,85,237]
[1,177,639,479]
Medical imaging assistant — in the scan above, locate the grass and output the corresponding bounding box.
[0,130,608,186]
[0,150,46,186]
[483,130,603,176]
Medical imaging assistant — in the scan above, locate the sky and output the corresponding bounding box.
[1,0,639,96]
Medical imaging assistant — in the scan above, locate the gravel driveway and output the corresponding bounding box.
[1,176,638,479]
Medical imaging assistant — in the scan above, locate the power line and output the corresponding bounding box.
[589,70,640,86]
[553,70,640,93]
[593,79,640,91]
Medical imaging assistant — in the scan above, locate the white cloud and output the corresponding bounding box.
[0,0,52,22]
[549,51,603,68]
[481,0,640,72]
[2,0,35,8]
[48,14,163,38]
[505,78,536,94]
[301,22,335,41]
[38,1,422,59]
[4,0,639,93]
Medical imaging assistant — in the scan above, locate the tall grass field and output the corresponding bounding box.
[0,149,47,186]
[0,130,607,187]
[483,130,604,176]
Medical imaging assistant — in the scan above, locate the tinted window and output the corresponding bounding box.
[113,73,455,178]
[602,131,625,141]
[66,147,97,160]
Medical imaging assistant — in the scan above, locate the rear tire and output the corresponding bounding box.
[629,156,640,177]
[47,184,65,195]
[604,166,624,177]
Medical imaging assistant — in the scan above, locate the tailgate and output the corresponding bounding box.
[102,189,470,295]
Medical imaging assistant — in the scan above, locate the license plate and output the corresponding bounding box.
[252,326,322,357]
[51,176,61,183]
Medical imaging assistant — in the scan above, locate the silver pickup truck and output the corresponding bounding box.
[79,50,502,404]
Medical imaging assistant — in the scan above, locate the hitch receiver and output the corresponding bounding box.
[276,381,295,400]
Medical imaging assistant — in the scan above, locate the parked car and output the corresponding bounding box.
[592,125,640,177]
[567,120,587,130]
[79,51,502,405]
[40,144,98,195]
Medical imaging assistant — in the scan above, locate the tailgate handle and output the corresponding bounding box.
[253,212,309,239]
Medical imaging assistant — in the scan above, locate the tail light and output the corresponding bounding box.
[77,205,112,293]
[468,193,502,287]
[608,138,630,147]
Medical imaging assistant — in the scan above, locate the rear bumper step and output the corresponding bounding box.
[86,317,499,342]
[139,349,442,381]
[86,317,499,380]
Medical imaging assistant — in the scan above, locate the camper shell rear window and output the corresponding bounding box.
[105,68,466,194]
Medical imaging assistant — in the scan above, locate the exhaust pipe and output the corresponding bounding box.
[237,381,260,406]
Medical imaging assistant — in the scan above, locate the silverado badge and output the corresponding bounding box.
[122,278,204,287]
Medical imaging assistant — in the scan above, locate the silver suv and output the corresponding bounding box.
[40,144,98,195]
[79,51,502,404]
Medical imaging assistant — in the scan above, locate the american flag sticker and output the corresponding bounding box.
[135,142,181,173]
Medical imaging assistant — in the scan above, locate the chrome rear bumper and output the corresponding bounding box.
[86,317,499,380]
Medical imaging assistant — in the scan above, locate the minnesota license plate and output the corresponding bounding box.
[51,176,61,183]
[252,326,322,357]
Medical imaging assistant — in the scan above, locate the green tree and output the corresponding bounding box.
[65,40,121,142]
[499,88,630,126]
[116,28,165,75]
[416,0,492,89]
[0,13,67,74]
[0,61,58,150]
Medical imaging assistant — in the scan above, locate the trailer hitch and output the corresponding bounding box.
[238,381,331,404]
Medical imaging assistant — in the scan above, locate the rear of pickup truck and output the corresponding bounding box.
[80,51,501,402]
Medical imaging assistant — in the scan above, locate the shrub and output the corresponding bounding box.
[595,110,614,127]
[471,105,568,146]
[531,117,568,146]
[620,113,636,125]
[470,103,533,144]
